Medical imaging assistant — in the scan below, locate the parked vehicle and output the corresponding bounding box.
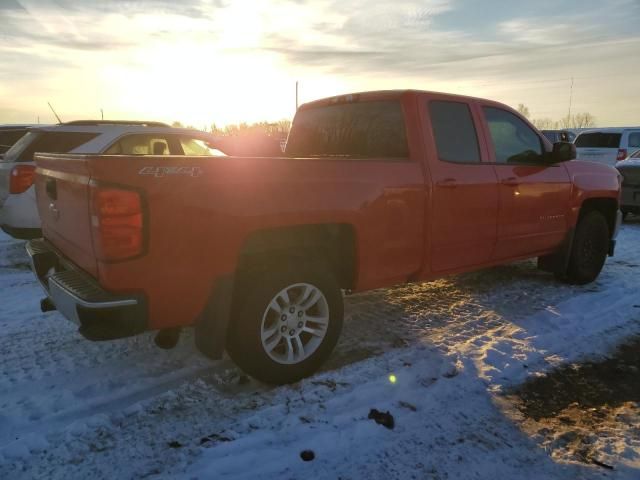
[541,129,575,144]
[575,127,640,166]
[0,120,224,239]
[0,124,34,155]
[615,149,640,219]
[27,90,621,384]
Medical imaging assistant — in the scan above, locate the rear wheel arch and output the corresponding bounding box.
[194,223,357,366]
[235,223,358,291]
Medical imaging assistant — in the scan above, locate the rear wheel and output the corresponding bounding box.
[563,211,610,285]
[227,262,343,384]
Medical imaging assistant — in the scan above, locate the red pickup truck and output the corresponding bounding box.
[27,90,621,384]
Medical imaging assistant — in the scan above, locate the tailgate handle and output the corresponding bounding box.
[46,177,57,200]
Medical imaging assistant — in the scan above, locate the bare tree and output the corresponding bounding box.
[516,102,596,130]
[517,104,531,119]
[533,118,558,130]
[571,112,596,129]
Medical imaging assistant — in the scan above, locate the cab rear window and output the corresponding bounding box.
[285,101,409,158]
[14,131,99,162]
[575,132,621,148]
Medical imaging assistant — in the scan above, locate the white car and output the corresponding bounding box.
[0,121,224,239]
[575,127,640,166]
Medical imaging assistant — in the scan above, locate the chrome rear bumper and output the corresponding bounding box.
[26,239,147,340]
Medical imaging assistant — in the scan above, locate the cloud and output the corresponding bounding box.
[0,0,639,125]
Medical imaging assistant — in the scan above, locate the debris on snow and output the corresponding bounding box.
[300,450,315,462]
[368,409,395,430]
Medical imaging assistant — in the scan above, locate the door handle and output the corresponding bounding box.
[46,177,57,200]
[436,178,458,188]
[501,177,520,186]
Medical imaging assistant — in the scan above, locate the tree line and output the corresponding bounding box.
[516,104,596,130]
[171,119,291,137]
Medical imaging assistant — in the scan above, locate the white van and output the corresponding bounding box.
[575,127,640,166]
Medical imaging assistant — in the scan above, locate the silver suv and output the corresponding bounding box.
[0,121,223,239]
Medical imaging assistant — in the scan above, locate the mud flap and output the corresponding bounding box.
[537,228,575,277]
[194,274,235,360]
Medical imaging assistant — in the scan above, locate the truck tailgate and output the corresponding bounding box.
[35,154,97,277]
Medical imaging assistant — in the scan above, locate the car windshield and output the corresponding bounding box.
[180,137,227,156]
[575,132,621,148]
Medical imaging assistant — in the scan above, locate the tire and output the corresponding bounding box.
[226,261,343,384]
[564,211,610,285]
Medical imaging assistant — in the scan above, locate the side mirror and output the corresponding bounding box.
[552,141,576,163]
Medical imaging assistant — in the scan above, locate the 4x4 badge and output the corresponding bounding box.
[138,166,202,178]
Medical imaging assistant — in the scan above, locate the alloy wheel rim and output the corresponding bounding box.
[260,283,329,365]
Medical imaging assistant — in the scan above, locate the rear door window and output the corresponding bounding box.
[575,132,622,148]
[12,131,99,162]
[429,101,480,163]
[483,107,544,164]
[0,129,27,152]
[285,100,409,158]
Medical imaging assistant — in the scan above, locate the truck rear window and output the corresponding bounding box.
[285,101,409,158]
[9,131,99,162]
[575,132,621,148]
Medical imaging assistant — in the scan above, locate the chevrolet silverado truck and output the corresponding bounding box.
[27,90,622,384]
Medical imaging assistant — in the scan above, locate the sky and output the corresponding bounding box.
[0,0,639,128]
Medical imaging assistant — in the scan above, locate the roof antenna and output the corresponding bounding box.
[47,101,62,123]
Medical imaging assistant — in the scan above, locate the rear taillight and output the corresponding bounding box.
[9,165,36,194]
[89,183,145,261]
[616,149,628,161]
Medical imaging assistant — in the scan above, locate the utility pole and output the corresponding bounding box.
[567,76,574,120]
[295,81,299,111]
[101,108,104,120]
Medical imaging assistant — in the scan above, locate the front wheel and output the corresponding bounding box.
[227,262,343,384]
[563,210,610,285]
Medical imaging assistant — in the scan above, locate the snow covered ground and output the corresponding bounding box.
[1,223,639,479]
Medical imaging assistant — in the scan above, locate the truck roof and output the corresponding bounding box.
[299,89,503,110]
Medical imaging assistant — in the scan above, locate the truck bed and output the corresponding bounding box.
[35,153,426,330]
